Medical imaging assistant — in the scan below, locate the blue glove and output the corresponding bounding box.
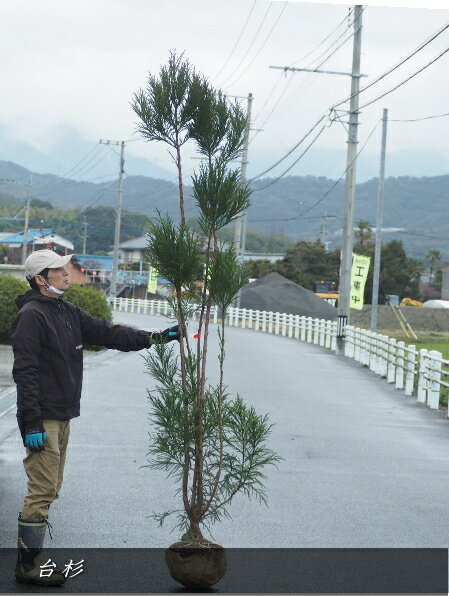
[150,325,180,344]
[25,423,47,451]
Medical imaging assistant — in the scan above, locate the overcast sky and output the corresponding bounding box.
[1,0,449,181]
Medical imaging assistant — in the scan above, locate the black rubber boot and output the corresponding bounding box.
[15,513,66,586]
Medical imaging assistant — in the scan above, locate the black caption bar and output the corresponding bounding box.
[0,548,447,593]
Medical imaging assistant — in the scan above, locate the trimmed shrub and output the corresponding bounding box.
[0,276,29,344]
[64,284,112,323]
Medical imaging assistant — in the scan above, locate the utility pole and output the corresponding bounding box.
[233,92,253,255]
[83,216,88,254]
[320,214,337,251]
[100,139,125,300]
[336,4,363,352]
[21,175,33,265]
[269,6,364,350]
[371,108,388,332]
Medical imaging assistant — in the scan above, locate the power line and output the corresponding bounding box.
[250,119,381,222]
[250,113,327,181]
[249,23,449,187]
[290,7,354,65]
[358,45,449,111]
[38,153,113,196]
[250,13,357,145]
[225,2,288,88]
[332,21,449,110]
[265,29,355,126]
[251,122,328,191]
[390,110,449,122]
[213,0,258,82]
[219,2,273,87]
[33,145,104,193]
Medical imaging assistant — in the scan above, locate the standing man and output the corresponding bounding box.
[11,249,179,586]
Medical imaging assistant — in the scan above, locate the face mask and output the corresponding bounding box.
[38,276,65,296]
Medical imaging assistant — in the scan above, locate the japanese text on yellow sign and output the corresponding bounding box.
[350,254,370,310]
[147,267,158,294]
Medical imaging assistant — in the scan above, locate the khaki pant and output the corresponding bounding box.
[22,419,70,521]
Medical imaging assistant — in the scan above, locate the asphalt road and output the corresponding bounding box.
[1,311,449,590]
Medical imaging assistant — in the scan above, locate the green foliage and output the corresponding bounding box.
[277,240,340,290]
[64,284,112,322]
[30,198,53,209]
[0,276,29,343]
[188,82,246,162]
[192,161,250,235]
[209,247,248,311]
[145,215,202,291]
[134,52,280,542]
[132,51,197,150]
[142,344,281,534]
[353,239,424,303]
[245,259,277,279]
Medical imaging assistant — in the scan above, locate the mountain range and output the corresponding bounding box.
[0,158,448,261]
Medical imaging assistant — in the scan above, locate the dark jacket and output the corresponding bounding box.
[11,290,151,439]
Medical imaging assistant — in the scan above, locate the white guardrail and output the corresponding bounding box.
[111,297,449,418]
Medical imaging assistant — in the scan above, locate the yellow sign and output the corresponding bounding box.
[350,254,370,310]
[147,267,158,294]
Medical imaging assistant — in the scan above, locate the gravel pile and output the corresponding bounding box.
[240,272,337,320]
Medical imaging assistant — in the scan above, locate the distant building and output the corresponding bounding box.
[0,228,75,263]
[116,235,147,264]
[242,252,285,263]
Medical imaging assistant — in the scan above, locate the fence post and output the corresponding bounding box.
[313,319,319,344]
[262,311,267,333]
[427,350,442,410]
[331,322,337,352]
[353,328,360,362]
[387,338,397,384]
[268,312,274,334]
[306,318,312,343]
[294,316,300,340]
[274,312,280,335]
[287,314,293,338]
[343,325,351,358]
[300,317,306,342]
[395,341,405,390]
[405,344,416,396]
[255,310,260,331]
[281,313,287,336]
[417,349,428,404]
[368,332,376,371]
[325,320,331,349]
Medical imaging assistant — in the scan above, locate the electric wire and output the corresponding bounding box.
[250,23,449,186]
[213,0,258,82]
[332,21,449,110]
[225,2,288,89]
[218,2,273,88]
[251,122,328,192]
[250,113,328,181]
[250,12,358,145]
[357,45,449,112]
[390,110,449,122]
[33,146,104,193]
[265,28,355,127]
[290,7,354,65]
[38,152,113,196]
[250,118,381,222]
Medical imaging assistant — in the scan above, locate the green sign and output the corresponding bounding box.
[350,254,371,310]
[147,267,158,294]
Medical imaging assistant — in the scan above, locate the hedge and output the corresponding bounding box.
[64,284,112,323]
[0,276,29,343]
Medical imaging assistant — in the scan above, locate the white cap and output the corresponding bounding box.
[24,249,73,280]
